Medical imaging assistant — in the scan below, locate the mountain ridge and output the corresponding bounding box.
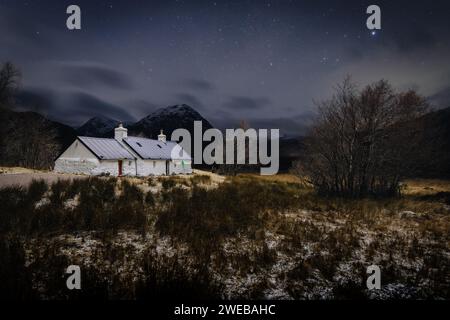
[76,104,214,140]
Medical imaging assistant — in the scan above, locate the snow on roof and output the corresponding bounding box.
[78,136,135,160]
[123,136,191,160]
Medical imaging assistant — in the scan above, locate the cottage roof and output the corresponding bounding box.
[123,136,191,160]
[76,136,191,161]
[77,136,135,160]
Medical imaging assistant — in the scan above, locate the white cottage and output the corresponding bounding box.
[54,124,192,176]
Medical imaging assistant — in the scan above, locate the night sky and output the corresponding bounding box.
[1,0,450,135]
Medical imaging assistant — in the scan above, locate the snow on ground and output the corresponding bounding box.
[10,170,450,299]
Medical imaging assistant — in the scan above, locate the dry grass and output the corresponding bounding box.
[237,173,310,185]
[0,172,449,300]
[0,166,48,174]
[402,179,450,195]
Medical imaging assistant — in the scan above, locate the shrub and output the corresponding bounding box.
[160,178,177,190]
[191,175,211,185]
[0,186,27,233]
[155,182,267,253]
[27,179,48,203]
[111,180,147,234]
[135,253,223,300]
[0,235,36,300]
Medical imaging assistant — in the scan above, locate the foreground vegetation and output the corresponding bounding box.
[0,173,449,299]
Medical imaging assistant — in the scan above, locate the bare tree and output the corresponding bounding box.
[0,62,63,170]
[5,115,60,169]
[298,77,428,197]
[0,62,21,109]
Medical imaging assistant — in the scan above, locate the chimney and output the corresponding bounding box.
[114,123,128,141]
[158,129,166,142]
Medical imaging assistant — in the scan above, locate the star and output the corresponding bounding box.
[371,30,377,36]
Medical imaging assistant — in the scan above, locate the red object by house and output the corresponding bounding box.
[118,160,123,176]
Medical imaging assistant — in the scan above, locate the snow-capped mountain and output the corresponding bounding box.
[128,104,213,139]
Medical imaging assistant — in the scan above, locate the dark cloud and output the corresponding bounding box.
[210,112,316,136]
[59,64,134,90]
[65,91,135,123]
[181,79,215,91]
[174,93,206,110]
[3,1,450,137]
[223,96,271,111]
[16,87,135,126]
[429,86,450,108]
[248,113,316,136]
[16,87,56,113]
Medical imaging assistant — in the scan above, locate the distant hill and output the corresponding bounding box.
[77,116,120,137]
[415,106,450,178]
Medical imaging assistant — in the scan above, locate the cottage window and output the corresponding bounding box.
[153,161,156,167]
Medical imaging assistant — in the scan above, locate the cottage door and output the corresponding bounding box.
[165,160,169,175]
[118,160,123,176]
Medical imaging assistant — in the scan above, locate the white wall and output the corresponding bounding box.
[136,159,166,176]
[137,159,192,176]
[54,140,99,175]
[55,158,137,177]
[170,159,192,175]
[55,139,137,176]
[121,159,137,176]
[57,139,97,160]
[54,158,99,175]
[55,138,192,176]
[91,159,136,176]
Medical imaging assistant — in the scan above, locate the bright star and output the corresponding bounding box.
[371,30,377,36]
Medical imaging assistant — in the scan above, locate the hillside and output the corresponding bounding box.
[0,109,77,169]
[415,107,450,178]
[76,116,120,137]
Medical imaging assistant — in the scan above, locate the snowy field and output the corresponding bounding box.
[1,169,449,300]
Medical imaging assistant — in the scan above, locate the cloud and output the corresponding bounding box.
[181,78,215,91]
[59,64,134,90]
[222,96,271,110]
[16,87,135,126]
[64,91,135,123]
